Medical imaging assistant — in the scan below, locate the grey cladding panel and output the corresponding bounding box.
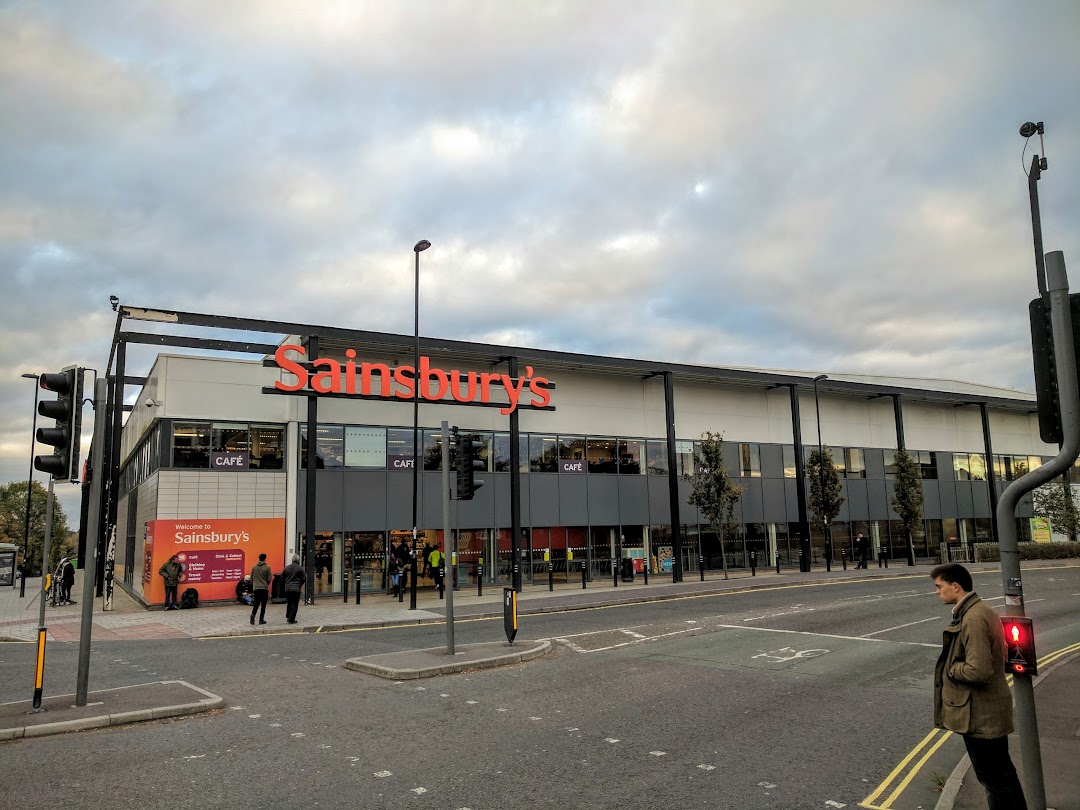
[865,449,886,480]
[866,480,889,519]
[586,476,620,524]
[493,474,511,526]
[938,481,958,518]
[387,472,414,528]
[761,480,787,521]
[342,471,387,530]
[315,470,344,534]
[759,445,784,479]
[741,481,764,523]
[845,480,869,521]
[972,484,991,519]
[923,483,941,519]
[529,475,560,525]
[955,483,975,518]
[648,477,671,523]
[560,477,589,525]
[618,477,650,524]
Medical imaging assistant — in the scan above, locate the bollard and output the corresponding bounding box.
[750,550,756,576]
[477,562,483,597]
[642,561,648,585]
[841,548,847,571]
[613,558,619,588]
[581,561,587,590]
[343,571,350,603]
[355,571,361,605]
[548,562,554,592]
[398,569,405,603]
[439,565,445,600]
[798,549,804,573]
[776,554,781,575]
[699,555,705,582]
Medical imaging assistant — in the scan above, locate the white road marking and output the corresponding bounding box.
[248,714,261,719]
[554,627,703,654]
[466,700,479,705]
[270,723,282,728]
[825,801,846,808]
[758,781,777,788]
[496,708,507,712]
[992,599,1044,609]
[621,629,648,639]
[716,624,939,648]
[530,717,542,721]
[650,751,666,757]
[860,616,938,637]
[441,694,451,698]
[697,764,715,771]
[752,646,829,663]
[373,770,391,777]
[291,732,305,737]
[411,787,428,795]
[605,738,620,743]
[230,706,243,710]
[566,728,579,732]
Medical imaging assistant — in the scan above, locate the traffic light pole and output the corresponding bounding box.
[31,476,54,710]
[441,420,455,655]
[76,378,108,707]
[20,379,40,598]
[996,251,1076,809]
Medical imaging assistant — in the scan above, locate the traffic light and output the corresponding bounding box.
[34,366,83,481]
[454,428,486,501]
[1000,616,1038,676]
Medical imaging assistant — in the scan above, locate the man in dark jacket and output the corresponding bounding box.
[855,534,870,569]
[282,554,307,624]
[249,553,272,625]
[931,563,1026,809]
[158,554,184,610]
[59,557,76,604]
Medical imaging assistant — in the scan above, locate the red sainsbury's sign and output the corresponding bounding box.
[272,344,554,415]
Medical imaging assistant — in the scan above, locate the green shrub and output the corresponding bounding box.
[973,541,1080,562]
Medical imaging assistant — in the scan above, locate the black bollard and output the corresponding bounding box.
[699,555,705,582]
[750,550,756,576]
[841,548,847,571]
[776,553,781,575]
[343,571,350,603]
[548,562,554,592]
[439,565,445,600]
[355,571,361,605]
[581,561,587,590]
[613,558,619,588]
[477,562,483,597]
[642,560,648,585]
[398,569,405,603]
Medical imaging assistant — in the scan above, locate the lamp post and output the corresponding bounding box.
[410,239,431,611]
[813,374,830,572]
[20,373,40,597]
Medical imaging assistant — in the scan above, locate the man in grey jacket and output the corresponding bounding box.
[249,553,272,625]
[931,563,1026,809]
[282,554,307,625]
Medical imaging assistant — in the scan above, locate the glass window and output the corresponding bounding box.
[782,445,797,479]
[918,450,937,480]
[740,443,761,477]
[493,433,511,472]
[845,448,865,478]
[386,428,415,470]
[675,440,695,477]
[587,438,617,473]
[529,435,558,472]
[559,436,586,461]
[953,453,970,481]
[884,450,899,479]
[618,439,643,475]
[250,425,284,469]
[831,447,846,478]
[213,423,248,454]
[345,427,386,469]
[172,422,211,468]
[968,453,986,481]
[423,429,444,471]
[520,434,529,473]
[646,440,668,476]
[316,425,344,468]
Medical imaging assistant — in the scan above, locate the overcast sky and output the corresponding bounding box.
[2,1,1079,522]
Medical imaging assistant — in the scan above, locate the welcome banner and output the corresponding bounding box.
[143,518,286,605]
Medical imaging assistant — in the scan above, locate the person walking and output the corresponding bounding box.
[428,546,444,591]
[855,533,870,569]
[931,563,1027,809]
[282,554,307,624]
[249,553,272,625]
[158,554,184,610]
[387,554,402,597]
[59,557,76,605]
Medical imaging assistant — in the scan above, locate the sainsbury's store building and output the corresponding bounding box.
[108,308,1054,605]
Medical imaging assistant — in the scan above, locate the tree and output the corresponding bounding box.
[685,431,744,580]
[890,449,923,566]
[0,480,70,576]
[1032,478,1080,541]
[806,446,845,567]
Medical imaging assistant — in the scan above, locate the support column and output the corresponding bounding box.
[509,357,522,592]
[662,371,683,582]
[103,339,126,596]
[892,394,905,450]
[303,335,319,606]
[978,403,1000,544]
[788,384,812,571]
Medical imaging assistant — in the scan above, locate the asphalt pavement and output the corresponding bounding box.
[2,560,1077,808]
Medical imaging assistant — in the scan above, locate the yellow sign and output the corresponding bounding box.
[1029,517,1052,544]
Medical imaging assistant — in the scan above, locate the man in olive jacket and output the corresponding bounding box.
[931,564,1026,809]
[249,553,272,626]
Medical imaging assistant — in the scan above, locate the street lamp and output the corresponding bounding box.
[20,373,40,597]
[410,239,431,611]
[813,374,830,572]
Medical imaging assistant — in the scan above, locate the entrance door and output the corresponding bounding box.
[347,531,385,593]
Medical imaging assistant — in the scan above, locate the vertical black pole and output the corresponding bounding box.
[509,357,522,592]
[788,384,812,572]
[103,340,125,597]
[304,335,319,607]
[663,371,683,582]
[979,403,1000,546]
[410,251,421,611]
[892,394,915,566]
[19,378,39,598]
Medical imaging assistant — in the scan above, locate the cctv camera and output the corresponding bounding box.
[1019,122,1038,138]
[146,400,154,407]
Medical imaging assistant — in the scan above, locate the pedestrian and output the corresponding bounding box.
[931,563,1027,809]
[395,537,412,592]
[421,542,433,579]
[856,534,870,569]
[249,553,272,625]
[387,554,401,597]
[428,546,443,590]
[59,557,76,604]
[282,554,307,624]
[158,554,184,610]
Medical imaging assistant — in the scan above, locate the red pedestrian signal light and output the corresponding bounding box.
[1000,617,1037,676]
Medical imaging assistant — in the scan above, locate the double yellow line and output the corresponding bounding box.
[860,639,1080,809]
